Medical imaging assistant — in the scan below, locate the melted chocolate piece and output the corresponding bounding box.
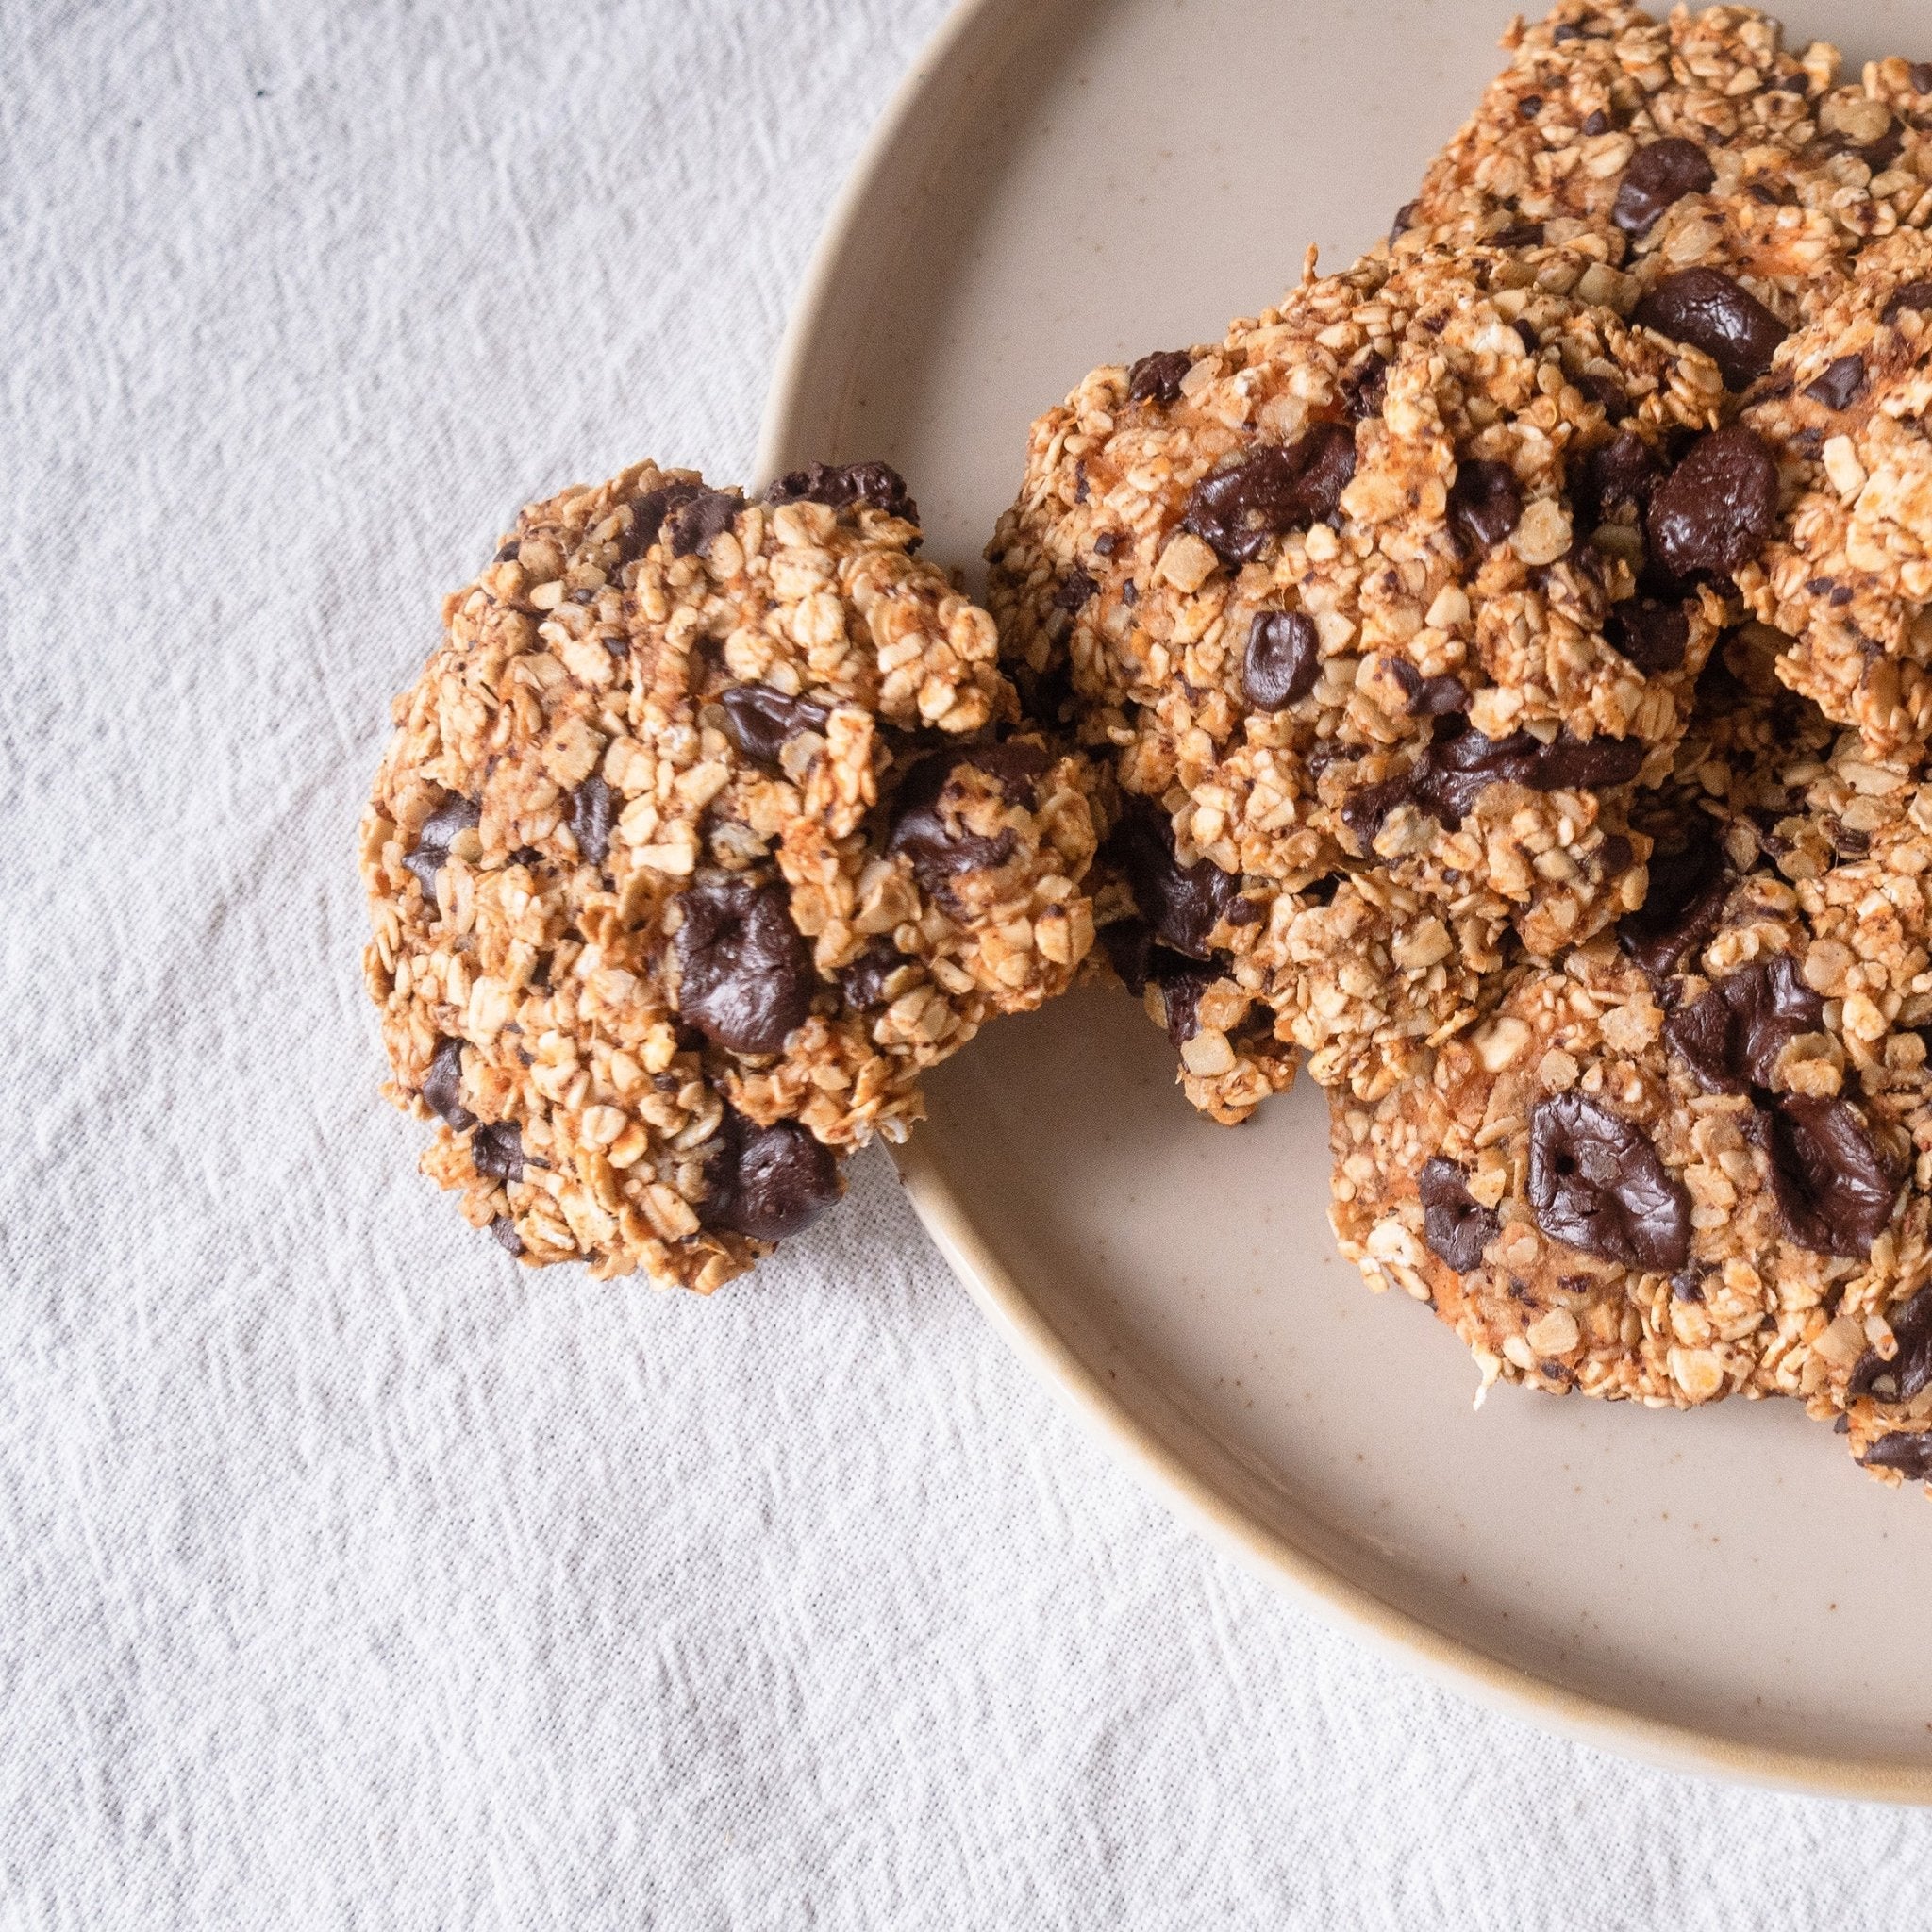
[665,488,744,558]
[1883,282,1932,325]
[1340,353,1390,421]
[885,742,1049,893]
[1632,269,1790,389]
[1605,598,1689,672]
[1391,661,1468,717]
[674,876,815,1056]
[1105,800,1243,959]
[471,1121,525,1185]
[1449,459,1524,552]
[836,940,904,1011]
[1617,841,1728,980]
[1646,425,1779,580]
[1527,1093,1691,1272]
[1419,1158,1500,1273]
[1100,918,1156,996]
[1127,350,1193,407]
[1758,1095,1903,1259]
[719,685,833,771]
[1663,954,1824,1093]
[1613,138,1716,235]
[1860,1433,1932,1482]
[1180,423,1357,565]
[1243,610,1321,711]
[1155,956,1218,1048]
[1341,726,1645,843]
[701,1108,842,1243]
[1570,430,1659,530]
[763,461,917,525]
[569,774,615,866]
[1849,1285,1932,1403]
[423,1037,475,1133]
[1056,569,1098,614]
[402,794,481,898]
[1803,354,1868,411]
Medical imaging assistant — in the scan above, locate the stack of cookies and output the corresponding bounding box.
[361,2,1932,1490]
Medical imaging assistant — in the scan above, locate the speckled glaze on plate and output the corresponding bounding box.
[758,0,1932,1799]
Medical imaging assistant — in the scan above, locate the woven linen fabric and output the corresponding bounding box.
[8,1,1932,1924]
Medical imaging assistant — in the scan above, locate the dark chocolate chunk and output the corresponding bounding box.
[1583,109,1611,136]
[1513,320,1541,356]
[674,876,815,1056]
[1243,609,1322,711]
[491,1218,524,1257]
[1391,660,1469,716]
[1449,458,1524,552]
[1802,353,1868,411]
[1154,955,1217,1048]
[1419,1158,1501,1273]
[1617,841,1728,980]
[701,1108,842,1244]
[1883,282,1932,325]
[886,741,1050,893]
[619,482,695,560]
[1390,200,1419,245]
[1104,799,1243,959]
[1127,350,1193,407]
[1631,268,1789,389]
[1758,1095,1903,1259]
[471,1120,525,1185]
[763,461,917,525]
[1342,725,1645,842]
[1340,352,1390,421]
[1912,62,1932,93]
[569,774,615,866]
[1527,1092,1691,1272]
[1646,425,1780,580]
[1663,954,1824,1093]
[423,1037,475,1133]
[494,541,521,563]
[837,939,904,1012]
[1671,1267,1707,1303]
[719,684,834,772]
[664,487,744,558]
[1056,569,1098,614]
[1612,138,1716,235]
[1605,598,1689,672]
[1570,429,1660,529]
[1849,1285,1932,1403]
[1493,221,1546,248]
[1518,94,1543,118]
[1100,917,1156,995]
[1180,423,1357,565]
[403,794,481,898]
[1860,1433,1932,1481]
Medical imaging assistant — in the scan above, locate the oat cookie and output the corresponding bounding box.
[1398,1,1932,358]
[989,247,1766,1108]
[1329,725,1932,1461]
[362,460,1099,1290]
[1740,231,1932,758]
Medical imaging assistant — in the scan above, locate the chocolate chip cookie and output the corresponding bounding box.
[1396,2,1932,354]
[1330,724,1932,1482]
[362,460,1099,1289]
[1740,231,1932,758]
[989,247,1757,1109]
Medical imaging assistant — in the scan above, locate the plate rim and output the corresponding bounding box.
[755,0,1932,1807]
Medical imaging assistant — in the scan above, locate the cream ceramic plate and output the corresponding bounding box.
[758,0,1932,1797]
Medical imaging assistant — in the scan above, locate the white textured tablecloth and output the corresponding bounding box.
[10,2,1932,1924]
